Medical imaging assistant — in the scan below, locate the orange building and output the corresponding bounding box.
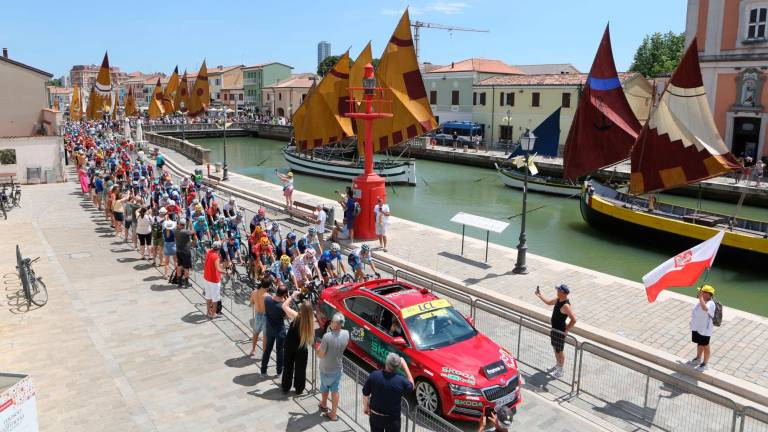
[686,0,768,162]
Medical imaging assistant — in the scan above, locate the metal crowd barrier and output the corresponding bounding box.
[156,145,768,432]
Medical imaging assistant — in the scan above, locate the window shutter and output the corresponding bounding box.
[500,92,505,106]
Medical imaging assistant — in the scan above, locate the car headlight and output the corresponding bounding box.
[448,383,482,397]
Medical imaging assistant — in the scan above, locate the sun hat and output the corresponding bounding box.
[700,285,715,295]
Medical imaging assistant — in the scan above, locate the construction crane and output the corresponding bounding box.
[410,21,489,59]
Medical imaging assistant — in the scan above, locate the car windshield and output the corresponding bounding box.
[404,306,476,350]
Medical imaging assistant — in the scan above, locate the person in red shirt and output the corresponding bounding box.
[203,241,227,319]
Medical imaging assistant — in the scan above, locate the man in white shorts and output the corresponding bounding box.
[374,196,391,252]
[203,240,227,319]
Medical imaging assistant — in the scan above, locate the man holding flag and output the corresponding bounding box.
[642,230,725,373]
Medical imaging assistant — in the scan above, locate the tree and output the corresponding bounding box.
[317,55,341,77]
[48,78,63,87]
[630,32,686,78]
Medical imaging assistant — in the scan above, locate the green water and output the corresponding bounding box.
[194,136,768,316]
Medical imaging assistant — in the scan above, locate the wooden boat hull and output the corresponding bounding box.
[495,164,580,197]
[283,147,417,185]
[580,180,768,257]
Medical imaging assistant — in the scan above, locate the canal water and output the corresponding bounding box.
[194,136,768,316]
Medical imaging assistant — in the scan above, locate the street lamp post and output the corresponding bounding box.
[502,109,512,155]
[179,101,186,142]
[513,129,536,275]
[222,111,229,181]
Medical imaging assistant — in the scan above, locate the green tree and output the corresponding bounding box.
[630,31,686,78]
[48,78,63,87]
[317,55,341,77]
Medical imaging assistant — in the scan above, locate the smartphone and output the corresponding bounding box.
[535,285,541,295]
[484,406,494,417]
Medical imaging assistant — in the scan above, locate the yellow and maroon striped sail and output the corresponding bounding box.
[162,66,180,113]
[69,84,82,120]
[174,71,190,113]
[370,9,436,151]
[94,52,113,97]
[630,39,740,194]
[188,60,209,117]
[86,86,98,120]
[125,87,138,117]
[148,77,165,119]
[293,52,353,150]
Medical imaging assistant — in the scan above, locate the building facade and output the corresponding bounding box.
[47,86,73,109]
[472,72,651,150]
[262,73,316,118]
[422,59,525,124]
[208,65,243,106]
[686,0,768,161]
[0,49,54,136]
[317,41,331,65]
[242,62,293,110]
[69,64,128,91]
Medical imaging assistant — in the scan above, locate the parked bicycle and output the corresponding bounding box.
[17,255,48,307]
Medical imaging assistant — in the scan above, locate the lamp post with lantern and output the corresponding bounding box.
[513,128,536,274]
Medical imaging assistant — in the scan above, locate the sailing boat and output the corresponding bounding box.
[580,39,768,256]
[283,9,435,185]
[495,108,582,196]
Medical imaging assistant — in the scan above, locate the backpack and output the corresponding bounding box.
[353,201,361,218]
[712,298,723,327]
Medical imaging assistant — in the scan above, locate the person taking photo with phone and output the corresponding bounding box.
[535,284,577,378]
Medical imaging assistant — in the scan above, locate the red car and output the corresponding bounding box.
[316,278,521,421]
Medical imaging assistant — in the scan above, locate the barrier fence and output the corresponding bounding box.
[154,140,768,432]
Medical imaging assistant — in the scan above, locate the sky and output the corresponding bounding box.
[2,0,687,80]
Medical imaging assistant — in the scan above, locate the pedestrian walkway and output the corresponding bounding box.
[155,144,768,402]
[0,175,613,430]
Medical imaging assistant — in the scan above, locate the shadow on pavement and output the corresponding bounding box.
[285,411,325,432]
[150,283,178,292]
[246,386,290,401]
[181,311,209,324]
[233,372,270,387]
[136,264,156,272]
[142,274,165,281]
[437,251,492,270]
[226,356,259,369]
[592,400,655,427]
[117,257,142,263]
[523,370,557,393]
[110,248,133,253]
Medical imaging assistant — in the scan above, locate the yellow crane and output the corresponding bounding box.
[410,20,490,59]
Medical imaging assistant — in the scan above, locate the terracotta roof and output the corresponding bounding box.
[221,71,243,90]
[143,75,168,85]
[428,58,524,75]
[476,72,638,87]
[0,55,53,78]
[243,62,293,70]
[47,86,73,94]
[207,65,242,75]
[263,73,317,89]
[511,64,581,75]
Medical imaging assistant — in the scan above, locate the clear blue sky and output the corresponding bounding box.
[3,0,686,79]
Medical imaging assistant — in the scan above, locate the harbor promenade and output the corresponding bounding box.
[1,176,609,430]
[155,144,768,406]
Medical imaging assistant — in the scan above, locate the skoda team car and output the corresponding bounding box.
[316,278,522,421]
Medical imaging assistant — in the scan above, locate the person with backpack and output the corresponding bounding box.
[338,186,357,243]
[687,284,720,372]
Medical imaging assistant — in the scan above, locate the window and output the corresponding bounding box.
[430,90,437,105]
[215,92,220,99]
[278,93,282,101]
[239,94,243,101]
[506,92,515,106]
[472,92,477,105]
[479,92,486,105]
[223,94,228,101]
[748,7,768,39]
[452,90,460,105]
[345,297,383,325]
[562,92,571,108]
[532,92,540,107]
[499,125,514,141]
[301,93,307,102]
[214,78,220,86]
[267,94,271,101]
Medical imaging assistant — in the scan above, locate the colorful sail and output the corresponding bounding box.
[94,52,113,97]
[188,60,210,117]
[563,25,641,180]
[174,71,190,112]
[162,66,180,113]
[293,52,353,150]
[86,86,98,119]
[125,87,137,117]
[369,9,436,151]
[69,84,81,120]
[511,108,562,158]
[630,39,739,194]
[148,77,165,119]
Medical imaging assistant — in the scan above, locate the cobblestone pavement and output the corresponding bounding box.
[158,146,768,393]
[0,177,612,431]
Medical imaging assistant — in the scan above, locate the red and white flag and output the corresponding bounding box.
[643,230,725,303]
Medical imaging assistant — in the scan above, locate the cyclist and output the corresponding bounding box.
[278,232,299,260]
[348,244,377,282]
[293,248,320,290]
[250,207,267,234]
[253,236,275,279]
[223,234,241,266]
[270,254,298,290]
[318,243,346,285]
[301,227,323,255]
[223,197,238,218]
[267,222,282,251]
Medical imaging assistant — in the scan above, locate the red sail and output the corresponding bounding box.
[563,25,641,179]
[630,39,739,194]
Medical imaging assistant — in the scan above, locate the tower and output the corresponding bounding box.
[317,41,331,66]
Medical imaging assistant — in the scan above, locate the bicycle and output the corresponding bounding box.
[10,182,21,208]
[16,256,48,307]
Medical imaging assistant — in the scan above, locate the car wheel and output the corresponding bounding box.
[415,379,441,414]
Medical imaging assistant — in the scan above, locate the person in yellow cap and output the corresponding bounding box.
[687,285,716,371]
[275,169,295,210]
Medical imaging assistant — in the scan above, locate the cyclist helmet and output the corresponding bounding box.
[253,225,263,235]
[259,237,270,246]
[287,232,297,241]
[271,221,280,230]
[331,243,341,252]
[308,227,317,235]
[197,215,206,223]
[258,208,265,216]
[280,255,291,265]
[304,249,316,260]
[235,211,243,219]
[361,244,371,253]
